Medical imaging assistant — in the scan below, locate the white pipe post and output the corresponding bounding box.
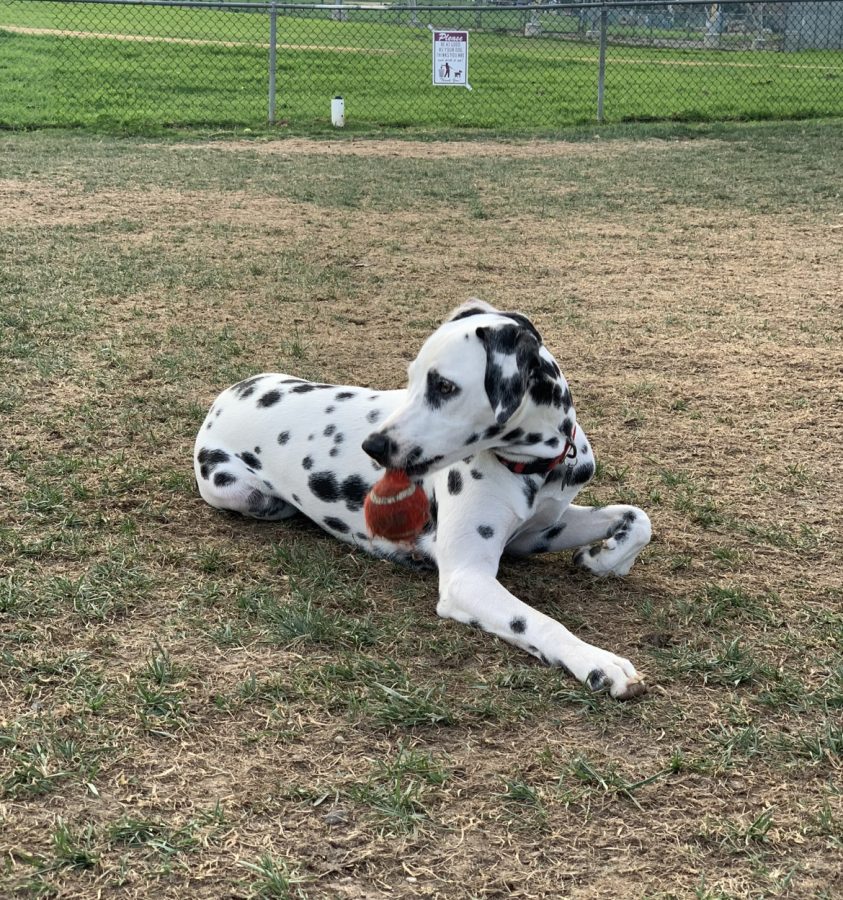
[268,2,278,123]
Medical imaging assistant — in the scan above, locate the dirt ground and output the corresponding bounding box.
[1,126,841,899]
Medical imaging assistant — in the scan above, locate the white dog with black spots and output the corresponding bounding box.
[195,301,652,699]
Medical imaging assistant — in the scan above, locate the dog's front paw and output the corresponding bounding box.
[572,646,647,700]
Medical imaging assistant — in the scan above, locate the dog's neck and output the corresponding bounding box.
[494,424,578,476]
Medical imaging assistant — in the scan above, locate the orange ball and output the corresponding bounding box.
[364,469,430,543]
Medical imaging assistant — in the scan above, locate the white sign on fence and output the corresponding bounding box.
[431,29,471,90]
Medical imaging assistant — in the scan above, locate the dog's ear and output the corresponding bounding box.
[446,298,498,324]
[476,323,542,424]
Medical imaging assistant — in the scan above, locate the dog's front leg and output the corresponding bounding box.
[436,564,646,700]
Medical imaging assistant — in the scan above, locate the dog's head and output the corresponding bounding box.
[362,300,576,477]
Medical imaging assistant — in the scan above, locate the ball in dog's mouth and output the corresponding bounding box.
[364,469,430,542]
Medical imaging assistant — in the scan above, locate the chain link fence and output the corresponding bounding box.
[1,0,841,130]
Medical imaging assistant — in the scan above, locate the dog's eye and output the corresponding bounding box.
[437,378,458,396]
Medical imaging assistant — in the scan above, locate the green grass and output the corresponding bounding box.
[0,0,841,131]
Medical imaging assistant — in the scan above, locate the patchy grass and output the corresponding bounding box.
[1,122,841,899]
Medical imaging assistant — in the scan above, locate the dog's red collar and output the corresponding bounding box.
[495,426,578,477]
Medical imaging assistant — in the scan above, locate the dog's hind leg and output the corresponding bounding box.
[511,503,651,576]
[194,447,298,521]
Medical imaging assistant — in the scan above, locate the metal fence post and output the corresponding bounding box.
[268,2,278,124]
[597,7,608,123]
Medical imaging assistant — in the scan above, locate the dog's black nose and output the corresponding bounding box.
[362,432,395,467]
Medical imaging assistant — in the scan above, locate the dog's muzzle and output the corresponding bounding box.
[362,432,398,467]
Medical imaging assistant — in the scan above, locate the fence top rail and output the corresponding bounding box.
[19,0,835,11]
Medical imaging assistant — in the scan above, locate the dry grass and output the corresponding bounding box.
[1,122,841,899]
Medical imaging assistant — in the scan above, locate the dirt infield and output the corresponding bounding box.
[1,124,841,899]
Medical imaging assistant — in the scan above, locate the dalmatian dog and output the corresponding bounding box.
[194,300,652,699]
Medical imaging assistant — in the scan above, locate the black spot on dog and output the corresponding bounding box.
[334,433,344,445]
[206,421,212,430]
[279,378,306,384]
[545,523,567,540]
[588,544,602,558]
[341,475,371,512]
[503,428,524,442]
[540,356,561,379]
[501,311,542,343]
[528,367,564,406]
[336,391,356,401]
[429,492,439,527]
[213,471,236,487]
[470,469,483,480]
[366,409,381,425]
[450,306,489,322]
[568,461,595,487]
[277,431,291,445]
[447,469,463,495]
[291,384,316,394]
[484,424,503,439]
[257,389,282,408]
[613,528,630,544]
[233,376,266,399]
[324,516,350,534]
[510,616,527,634]
[478,525,495,539]
[329,448,339,458]
[587,669,609,691]
[465,433,479,445]
[309,472,340,503]
[302,456,313,470]
[522,479,539,508]
[246,489,288,519]
[524,432,542,444]
[215,408,222,417]
[197,448,230,480]
[544,436,560,448]
[406,455,443,478]
[325,405,335,415]
[532,541,550,554]
[239,451,262,470]
[292,493,301,504]
[324,424,337,437]
[561,388,573,413]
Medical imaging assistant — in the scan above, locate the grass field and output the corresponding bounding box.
[1,119,841,898]
[1,0,841,130]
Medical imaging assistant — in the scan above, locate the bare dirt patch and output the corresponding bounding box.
[173,135,721,160]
